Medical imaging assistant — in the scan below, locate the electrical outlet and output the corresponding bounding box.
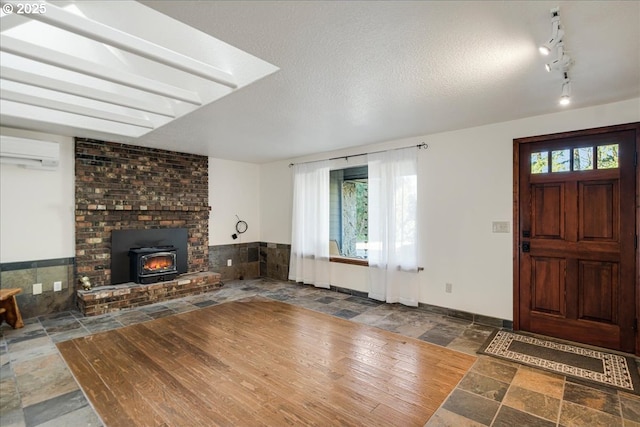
[445,283,453,293]
[33,283,43,295]
[227,259,232,267]
[54,281,62,292]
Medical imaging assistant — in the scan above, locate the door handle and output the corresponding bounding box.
[522,242,530,253]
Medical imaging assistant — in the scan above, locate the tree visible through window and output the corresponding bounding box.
[330,166,368,258]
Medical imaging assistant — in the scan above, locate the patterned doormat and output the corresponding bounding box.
[478,330,640,395]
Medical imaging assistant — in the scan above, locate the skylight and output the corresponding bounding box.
[0,1,279,140]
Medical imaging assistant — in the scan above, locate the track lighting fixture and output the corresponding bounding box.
[539,7,574,107]
[539,7,563,55]
[559,76,571,106]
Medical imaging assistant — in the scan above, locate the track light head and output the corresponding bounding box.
[559,79,571,106]
[545,53,572,72]
[539,28,564,56]
[539,7,563,56]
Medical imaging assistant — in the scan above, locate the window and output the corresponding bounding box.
[330,166,368,259]
[530,143,619,174]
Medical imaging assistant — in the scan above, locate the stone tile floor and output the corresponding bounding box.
[1,278,640,426]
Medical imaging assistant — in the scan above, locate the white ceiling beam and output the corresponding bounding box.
[1,99,150,138]
[0,35,203,105]
[0,88,155,129]
[0,65,175,117]
[0,8,24,31]
[5,1,238,89]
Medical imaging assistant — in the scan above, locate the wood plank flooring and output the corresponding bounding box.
[57,297,475,426]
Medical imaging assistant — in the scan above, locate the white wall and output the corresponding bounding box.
[0,127,75,263]
[259,160,293,244]
[208,158,260,245]
[259,98,640,320]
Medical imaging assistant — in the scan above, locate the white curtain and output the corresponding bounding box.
[288,160,331,288]
[367,147,419,306]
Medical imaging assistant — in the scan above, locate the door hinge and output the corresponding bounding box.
[634,319,638,331]
[635,151,638,167]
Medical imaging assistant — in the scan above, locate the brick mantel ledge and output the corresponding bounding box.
[77,271,222,316]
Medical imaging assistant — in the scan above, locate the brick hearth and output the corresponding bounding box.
[78,272,222,316]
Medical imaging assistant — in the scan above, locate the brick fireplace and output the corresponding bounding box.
[75,139,220,315]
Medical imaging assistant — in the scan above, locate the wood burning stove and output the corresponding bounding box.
[111,228,188,286]
[129,246,178,284]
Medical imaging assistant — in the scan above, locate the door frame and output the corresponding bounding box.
[513,122,640,355]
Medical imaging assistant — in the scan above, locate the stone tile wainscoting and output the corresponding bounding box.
[260,242,291,280]
[208,242,291,281]
[209,242,260,281]
[0,258,75,319]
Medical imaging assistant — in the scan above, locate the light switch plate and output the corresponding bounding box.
[492,221,510,233]
[33,283,43,295]
[54,281,62,292]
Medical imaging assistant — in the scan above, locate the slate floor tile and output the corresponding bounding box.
[446,337,485,355]
[49,328,91,344]
[193,300,218,308]
[34,405,103,427]
[263,292,291,301]
[146,309,176,319]
[492,405,555,427]
[425,408,488,426]
[13,353,79,407]
[137,304,171,314]
[162,300,198,313]
[345,296,381,307]
[0,376,22,413]
[9,338,57,364]
[0,409,26,427]
[457,371,509,402]
[442,389,500,426]
[418,329,458,347]
[23,389,88,427]
[79,317,124,334]
[471,357,519,383]
[3,324,47,344]
[558,400,622,426]
[316,296,338,304]
[563,381,621,417]
[502,385,561,422]
[510,365,565,399]
[112,311,153,326]
[40,317,84,335]
[620,392,640,422]
[333,309,360,319]
[393,322,434,339]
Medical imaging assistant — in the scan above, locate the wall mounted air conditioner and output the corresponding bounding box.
[0,135,60,170]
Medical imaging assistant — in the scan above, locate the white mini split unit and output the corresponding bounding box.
[0,135,60,170]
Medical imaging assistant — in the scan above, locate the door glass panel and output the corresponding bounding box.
[531,151,548,174]
[551,149,570,172]
[597,144,619,169]
[573,147,594,171]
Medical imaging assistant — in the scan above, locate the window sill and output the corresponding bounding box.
[329,256,369,267]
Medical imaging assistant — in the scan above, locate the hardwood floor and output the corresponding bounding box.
[57,296,475,426]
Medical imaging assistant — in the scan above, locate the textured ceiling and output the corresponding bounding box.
[11,1,640,163]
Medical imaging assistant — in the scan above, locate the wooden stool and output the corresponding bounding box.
[0,288,24,329]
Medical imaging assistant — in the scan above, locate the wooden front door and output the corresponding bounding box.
[515,124,638,353]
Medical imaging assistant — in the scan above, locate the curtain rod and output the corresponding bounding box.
[288,142,428,167]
